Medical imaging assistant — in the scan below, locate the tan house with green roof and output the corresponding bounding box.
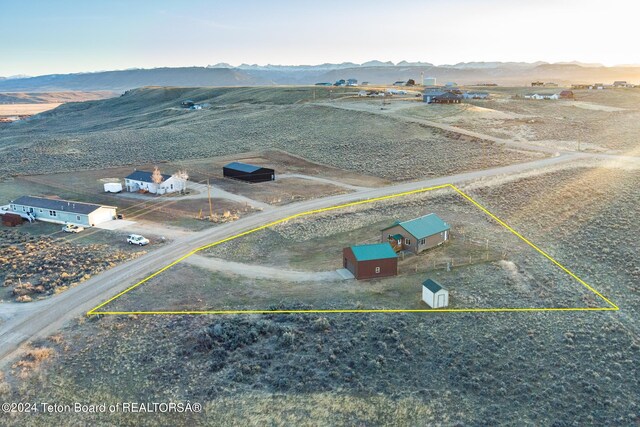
[381,213,450,254]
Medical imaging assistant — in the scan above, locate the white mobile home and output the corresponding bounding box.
[422,279,449,308]
[524,93,560,100]
[124,170,185,195]
[9,196,117,227]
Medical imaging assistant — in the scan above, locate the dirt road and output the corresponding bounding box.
[185,254,343,282]
[319,101,640,160]
[0,152,603,366]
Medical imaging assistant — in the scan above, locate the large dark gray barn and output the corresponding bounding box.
[223,162,275,183]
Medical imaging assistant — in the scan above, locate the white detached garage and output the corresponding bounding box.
[422,279,449,308]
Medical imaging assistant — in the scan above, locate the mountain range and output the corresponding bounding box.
[1,61,639,92]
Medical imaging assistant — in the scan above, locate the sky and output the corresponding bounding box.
[1,0,638,76]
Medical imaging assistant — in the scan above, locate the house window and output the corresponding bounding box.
[170,184,173,190]
[375,267,381,274]
[22,207,26,211]
[76,215,81,221]
[39,209,43,213]
[10,205,15,210]
[420,238,426,245]
[49,210,57,217]
[405,238,411,245]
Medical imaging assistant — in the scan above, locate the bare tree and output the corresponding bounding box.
[172,170,189,193]
[151,166,164,185]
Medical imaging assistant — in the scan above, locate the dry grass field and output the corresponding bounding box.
[391,87,640,153]
[1,162,636,425]
[0,103,62,117]
[0,87,543,179]
[0,87,638,425]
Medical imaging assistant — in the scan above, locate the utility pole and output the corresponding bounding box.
[207,178,213,220]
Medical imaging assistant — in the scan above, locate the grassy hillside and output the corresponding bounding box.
[0,86,541,180]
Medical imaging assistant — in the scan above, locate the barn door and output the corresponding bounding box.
[437,294,445,308]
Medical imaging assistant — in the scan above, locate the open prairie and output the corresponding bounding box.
[0,86,638,426]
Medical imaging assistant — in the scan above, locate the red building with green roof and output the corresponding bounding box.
[343,243,398,280]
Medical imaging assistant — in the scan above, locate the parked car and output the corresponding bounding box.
[127,234,149,246]
[62,224,84,233]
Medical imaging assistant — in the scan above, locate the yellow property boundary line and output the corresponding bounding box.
[88,184,618,315]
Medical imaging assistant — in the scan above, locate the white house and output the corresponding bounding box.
[462,91,490,99]
[524,93,559,100]
[124,170,186,195]
[8,196,117,227]
[422,278,449,308]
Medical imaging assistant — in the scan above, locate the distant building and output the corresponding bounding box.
[444,82,458,87]
[424,77,437,86]
[181,100,195,108]
[343,243,398,280]
[423,89,446,103]
[589,83,605,90]
[8,196,117,227]
[531,81,544,87]
[223,162,275,183]
[125,170,185,195]
[524,93,560,100]
[382,213,450,254]
[462,91,490,99]
[315,82,333,86]
[346,78,358,86]
[613,81,627,87]
[560,90,575,99]
[334,79,346,86]
[393,80,406,86]
[422,279,449,308]
[361,81,370,86]
[544,82,558,87]
[425,92,462,104]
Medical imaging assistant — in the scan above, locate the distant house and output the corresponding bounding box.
[524,93,560,100]
[381,213,450,254]
[358,90,368,97]
[425,92,462,104]
[125,170,185,195]
[422,279,449,308]
[424,77,437,86]
[444,82,458,87]
[613,81,627,87]
[462,91,490,99]
[346,78,358,86]
[8,196,117,227]
[361,81,370,86]
[315,82,333,86]
[343,243,398,280]
[589,83,605,90]
[181,100,195,108]
[560,90,575,99]
[334,79,346,86]
[223,162,275,183]
[393,81,406,86]
[423,90,445,103]
[531,81,544,87]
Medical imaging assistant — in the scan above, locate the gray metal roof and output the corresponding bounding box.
[422,278,444,293]
[11,196,114,215]
[125,170,172,183]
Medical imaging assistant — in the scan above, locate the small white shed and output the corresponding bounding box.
[422,279,449,308]
[104,182,123,193]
